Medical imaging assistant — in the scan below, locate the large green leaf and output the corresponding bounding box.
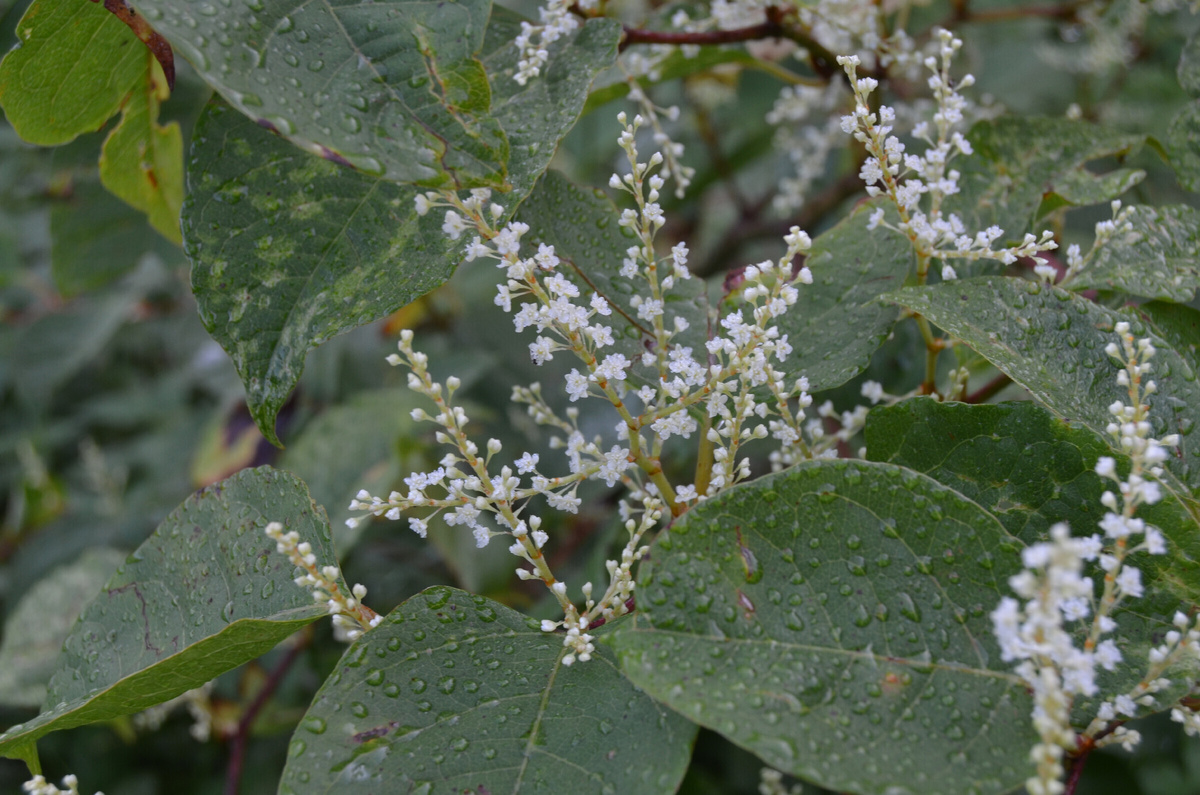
[865,399,1200,602]
[1180,29,1200,99]
[184,99,450,444]
[0,467,339,760]
[889,278,1200,497]
[278,586,696,794]
[1166,103,1200,193]
[1070,205,1200,302]
[947,118,1144,239]
[611,459,1037,795]
[776,201,911,391]
[127,0,505,188]
[0,548,126,709]
[185,15,617,443]
[0,0,143,145]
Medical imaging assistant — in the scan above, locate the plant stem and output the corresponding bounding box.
[964,372,1012,404]
[223,630,310,795]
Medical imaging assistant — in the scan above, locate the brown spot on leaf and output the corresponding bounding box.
[352,721,398,743]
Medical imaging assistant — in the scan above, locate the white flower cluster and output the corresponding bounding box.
[622,83,695,198]
[512,0,580,86]
[758,766,804,795]
[1059,199,1136,285]
[133,680,215,741]
[22,775,101,795]
[991,322,1193,795]
[264,522,382,642]
[838,30,1058,281]
[347,114,821,659]
[768,82,848,213]
[1036,0,1187,77]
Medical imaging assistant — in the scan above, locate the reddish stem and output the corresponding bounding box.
[963,373,1012,404]
[223,633,310,795]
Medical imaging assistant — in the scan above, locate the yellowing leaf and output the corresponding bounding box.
[99,51,183,243]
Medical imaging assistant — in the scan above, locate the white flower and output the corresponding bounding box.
[564,369,589,402]
[598,446,630,486]
[593,353,631,383]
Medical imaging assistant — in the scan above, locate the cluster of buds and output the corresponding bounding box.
[992,323,1192,794]
[265,522,381,642]
[1059,200,1137,284]
[839,30,1058,281]
[511,0,579,86]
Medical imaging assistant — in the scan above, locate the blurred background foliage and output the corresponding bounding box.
[1,0,1199,792]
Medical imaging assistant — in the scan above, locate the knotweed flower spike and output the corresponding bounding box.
[838,30,1058,282]
[992,322,1196,794]
[324,114,845,661]
[264,522,382,642]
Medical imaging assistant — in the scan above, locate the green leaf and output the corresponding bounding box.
[0,548,126,709]
[99,50,184,243]
[887,277,1200,497]
[1133,301,1200,365]
[126,0,506,188]
[0,467,338,758]
[582,47,798,116]
[865,399,1200,602]
[278,386,425,552]
[1167,103,1200,193]
[1070,205,1200,302]
[776,201,911,391]
[517,169,712,359]
[0,0,143,146]
[278,586,696,794]
[611,459,1037,795]
[184,100,459,444]
[1179,29,1200,98]
[184,9,617,444]
[482,11,621,197]
[11,274,144,409]
[948,118,1145,238]
[50,172,182,297]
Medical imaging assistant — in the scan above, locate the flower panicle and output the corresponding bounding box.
[342,113,829,660]
[992,324,1194,793]
[838,30,1057,280]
